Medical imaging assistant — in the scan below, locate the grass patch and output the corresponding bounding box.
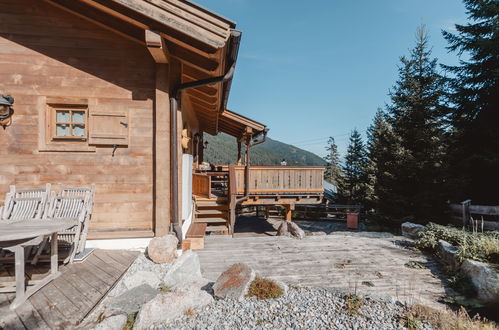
[404,261,427,269]
[124,313,138,330]
[184,308,196,316]
[159,285,172,293]
[400,304,498,330]
[247,276,284,300]
[344,294,363,315]
[416,223,499,264]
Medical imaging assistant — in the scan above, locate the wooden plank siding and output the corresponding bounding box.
[0,0,156,237]
[234,166,324,195]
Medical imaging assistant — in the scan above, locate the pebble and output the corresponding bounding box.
[154,286,433,329]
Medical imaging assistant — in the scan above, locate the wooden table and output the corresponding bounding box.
[0,220,77,310]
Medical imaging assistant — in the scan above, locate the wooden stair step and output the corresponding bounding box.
[196,204,229,210]
[186,222,207,238]
[205,225,229,232]
[195,217,227,224]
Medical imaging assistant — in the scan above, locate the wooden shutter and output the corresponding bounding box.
[88,108,129,146]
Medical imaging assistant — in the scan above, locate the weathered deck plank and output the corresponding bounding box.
[198,235,449,309]
[0,249,138,329]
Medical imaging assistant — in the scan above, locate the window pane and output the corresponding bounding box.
[72,111,85,124]
[56,124,70,136]
[56,110,70,122]
[72,125,85,137]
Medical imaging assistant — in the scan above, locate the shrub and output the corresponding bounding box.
[416,223,499,264]
[344,294,363,315]
[247,277,284,300]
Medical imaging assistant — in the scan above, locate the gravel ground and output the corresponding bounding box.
[156,286,433,330]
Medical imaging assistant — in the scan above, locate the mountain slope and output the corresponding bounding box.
[204,133,326,166]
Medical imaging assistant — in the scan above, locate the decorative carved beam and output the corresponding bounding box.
[146,30,169,63]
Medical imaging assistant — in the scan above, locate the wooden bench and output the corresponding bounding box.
[184,222,207,251]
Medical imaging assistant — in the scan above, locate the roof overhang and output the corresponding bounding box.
[45,0,241,134]
[217,109,267,139]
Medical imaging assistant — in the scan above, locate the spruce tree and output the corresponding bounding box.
[324,137,343,188]
[341,129,369,205]
[385,25,447,219]
[443,0,499,203]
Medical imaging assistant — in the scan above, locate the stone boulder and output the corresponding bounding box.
[94,314,127,330]
[401,222,425,239]
[105,284,159,316]
[460,259,499,304]
[121,270,161,292]
[162,250,202,287]
[276,222,290,237]
[308,231,327,236]
[147,235,178,264]
[288,222,305,239]
[213,263,256,300]
[438,240,460,268]
[133,281,213,329]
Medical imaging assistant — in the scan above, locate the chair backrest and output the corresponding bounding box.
[0,184,51,222]
[47,185,95,222]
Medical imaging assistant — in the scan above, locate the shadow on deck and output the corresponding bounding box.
[0,249,138,329]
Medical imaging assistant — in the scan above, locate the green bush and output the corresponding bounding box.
[416,223,499,264]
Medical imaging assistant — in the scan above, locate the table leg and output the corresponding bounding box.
[50,232,58,275]
[14,245,25,302]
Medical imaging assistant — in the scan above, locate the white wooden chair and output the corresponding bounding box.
[32,185,95,264]
[0,184,51,222]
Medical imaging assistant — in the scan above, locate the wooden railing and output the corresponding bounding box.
[228,165,237,234]
[192,173,211,198]
[450,201,499,230]
[233,166,324,195]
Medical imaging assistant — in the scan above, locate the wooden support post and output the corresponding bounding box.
[237,140,242,165]
[154,63,171,236]
[198,132,204,164]
[265,206,270,219]
[285,204,295,221]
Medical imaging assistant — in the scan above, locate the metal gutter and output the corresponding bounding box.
[169,29,242,242]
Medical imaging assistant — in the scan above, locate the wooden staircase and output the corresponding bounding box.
[194,196,230,234]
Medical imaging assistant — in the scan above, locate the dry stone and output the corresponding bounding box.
[162,250,202,287]
[460,259,499,304]
[121,271,161,291]
[213,263,256,300]
[437,240,460,268]
[401,222,425,239]
[105,284,159,316]
[133,281,213,329]
[94,314,127,330]
[147,235,178,264]
[288,222,305,239]
[276,221,290,237]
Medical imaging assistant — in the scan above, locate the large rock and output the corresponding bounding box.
[213,263,256,300]
[121,271,161,292]
[133,281,213,329]
[460,259,499,304]
[147,235,178,264]
[94,314,127,330]
[276,222,290,237]
[438,240,460,268]
[401,222,425,239]
[106,284,159,316]
[162,250,202,287]
[288,222,305,239]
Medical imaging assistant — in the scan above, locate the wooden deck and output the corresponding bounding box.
[197,235,450,309]
[0,249,138,329]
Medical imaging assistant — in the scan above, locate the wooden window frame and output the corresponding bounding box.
[51,106,88,141]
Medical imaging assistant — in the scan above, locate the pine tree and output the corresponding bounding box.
[384,25,447,219]
[443,0,499,203]
[340,129,369,205]
[324,137,343,188]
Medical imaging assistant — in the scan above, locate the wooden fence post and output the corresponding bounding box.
[461,200,471,226]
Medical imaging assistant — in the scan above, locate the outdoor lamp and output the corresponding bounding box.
[0,94,14,128]
[204,140,208,149]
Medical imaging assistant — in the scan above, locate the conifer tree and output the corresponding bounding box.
[341,129,369,205]
[384,26,447,219]
[324,137,343,188]
[443,0,499,203]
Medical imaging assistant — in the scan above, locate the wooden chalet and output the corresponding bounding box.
[0,0,324,247]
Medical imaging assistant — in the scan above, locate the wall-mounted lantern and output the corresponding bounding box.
[0,95,14,129]
[203,140,208,149]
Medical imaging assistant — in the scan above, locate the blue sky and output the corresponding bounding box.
[195,0,469,158]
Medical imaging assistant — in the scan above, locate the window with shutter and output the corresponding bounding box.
[88,109,129,146]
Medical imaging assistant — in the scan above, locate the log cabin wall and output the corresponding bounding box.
[0,0,157,238]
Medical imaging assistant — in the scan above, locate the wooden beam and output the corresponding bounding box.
[146,30,169,63]
[155,63,171,236]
